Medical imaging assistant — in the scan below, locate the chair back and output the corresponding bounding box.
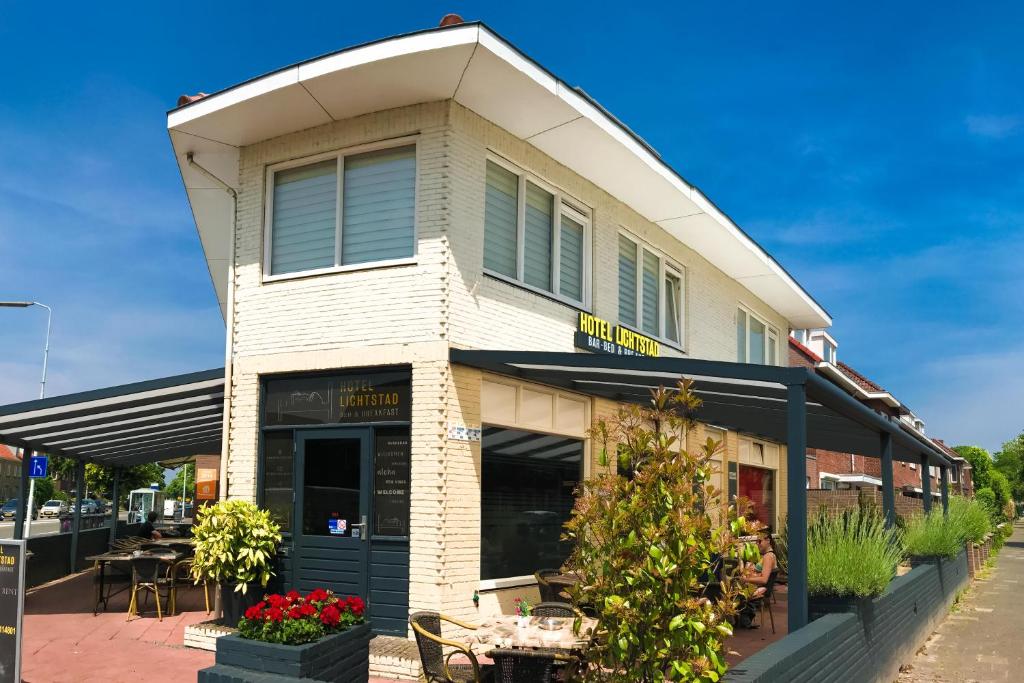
[533,601,577,618]
[534,568,561,602]
[130,556,167,585]
[487,648,568,682]
[763,568,780,600]
[409,611,446,680]
[168,543,193,556]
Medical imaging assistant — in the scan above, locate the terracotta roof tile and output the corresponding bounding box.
[0,445,20,463]
[835,360,886,393]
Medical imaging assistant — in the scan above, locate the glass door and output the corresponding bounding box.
[293,428,371,600]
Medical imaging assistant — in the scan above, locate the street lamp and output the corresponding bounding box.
[0,301,53,537]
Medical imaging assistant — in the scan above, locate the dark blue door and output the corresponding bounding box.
[294,428,371,601]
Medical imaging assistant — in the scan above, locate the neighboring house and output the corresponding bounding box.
[790,333,958,502]
[169,18,832,635]
[933,438,973,497]
[0,445,21,502]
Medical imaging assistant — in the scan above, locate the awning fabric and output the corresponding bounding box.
[451,350,953,468]
[0,369,224,467]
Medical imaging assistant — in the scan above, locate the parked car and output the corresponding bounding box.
[79,499,99,514]
[40,500,69,517]
[0,499,38,520]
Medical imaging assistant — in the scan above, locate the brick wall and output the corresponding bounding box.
[807,489,925,519]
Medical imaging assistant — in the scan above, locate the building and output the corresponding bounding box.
[0,445,21,502]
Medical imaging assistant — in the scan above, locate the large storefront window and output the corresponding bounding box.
[738,465,775,531]
[481,427,582,581]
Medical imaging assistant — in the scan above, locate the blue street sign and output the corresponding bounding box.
[28,456,47,479]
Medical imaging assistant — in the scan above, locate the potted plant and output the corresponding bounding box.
[198,589,371,683]
[191,499,282,626]
[903,509,963,566]
[513,597,532,628]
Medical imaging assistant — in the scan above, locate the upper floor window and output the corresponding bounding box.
[483,158,590,306]
[618,233,685,345]
[265,143,416,278]
[821,341,836,364]
[737,306,779,365]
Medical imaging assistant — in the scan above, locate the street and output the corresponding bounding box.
[0,518,63,539]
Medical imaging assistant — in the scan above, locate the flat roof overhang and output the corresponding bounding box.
[451,349,954,468]
[168,21,831,331]
[0,369,225,467]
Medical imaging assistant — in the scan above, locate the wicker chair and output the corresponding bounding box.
[532,602,580,619]
[485,648,577,683]
[170,556,210,616]
[126,556,175,621]
[534,569,562,602]
[748,568,780,633]
[410,611,493,682]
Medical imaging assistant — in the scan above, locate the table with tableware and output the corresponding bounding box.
[468,614,597,652]
[86,549,181,615]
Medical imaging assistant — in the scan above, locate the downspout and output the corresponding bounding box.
[186,152,236,503]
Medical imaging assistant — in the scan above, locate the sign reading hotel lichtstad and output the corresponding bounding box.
[574,312,660,357]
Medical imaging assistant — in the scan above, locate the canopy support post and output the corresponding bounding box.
[880,432,895,529]
[940,466,949,516]
[70,459,85,574]
[14,448,29,540]
[786,380,808,633]
[109,466,120,545]
[921,454,932,514]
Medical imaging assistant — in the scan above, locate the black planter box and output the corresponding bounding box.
[808,594,873,623]
[219,583,261,628]
[197,622,371,683]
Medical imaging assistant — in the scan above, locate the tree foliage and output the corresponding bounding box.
[994,433,1024,501]
[953,445,993,490]
[164,464,196,500]
[564,380,760,682]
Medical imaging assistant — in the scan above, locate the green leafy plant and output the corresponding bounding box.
[946,495,990,546]
[903,510,962,559]
[237,589,364,645]
[191,499,282,593]
[806,507,902,598]
[564,380,760,682]
[513,597,532,617]
[975,488,998,523]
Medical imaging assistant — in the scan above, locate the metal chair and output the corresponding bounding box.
[485,648,577,683]
[126,556,175,621]
[532,602,580,619]
[534,569,562,602]
[749,569,779,633]
[409,611,493,682]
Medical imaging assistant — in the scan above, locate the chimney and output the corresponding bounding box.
[177,92,208,107]
[439,13,464,27]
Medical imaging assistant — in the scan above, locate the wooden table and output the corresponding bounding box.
[85,550,180,615]
[468,614,597,652]
[147,537,195,547]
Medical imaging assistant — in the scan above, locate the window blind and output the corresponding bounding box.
[341,145,415,265]
[641,249,660,336]
[483,161,518,278]
[618,235,638,327]
[523,182,553,290]
[665,272,681,343]
[270,159,338,275]
[559,214,584,302]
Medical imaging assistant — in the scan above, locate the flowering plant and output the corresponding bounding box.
[237,588,366,645]
[513,597,532,617]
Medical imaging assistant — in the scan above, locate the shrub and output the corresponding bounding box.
[903,511,962,559]
[191,499,282,593]
[946,496,990,545]
[975,488,997,522]
[565,380,760,682]
[237,588,365,644]
[806,507,902,598]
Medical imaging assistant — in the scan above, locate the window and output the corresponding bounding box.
[822,341,835,364]
[266,143,416,277]
[618,233,685,345]
[483,158,590,305]
[737,307,780,365]
[480,427,582,581]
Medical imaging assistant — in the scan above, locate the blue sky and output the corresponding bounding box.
[1,2,1021,452]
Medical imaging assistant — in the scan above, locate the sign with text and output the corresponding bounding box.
[28,456,47,479]
[0,540,26,683]
[194,455,220,501]
[574,312,660,357]
[264,370,411,426]
[374,429,410,537]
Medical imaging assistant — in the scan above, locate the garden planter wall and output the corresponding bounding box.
[198,622,371,683]
[728,550,969,683]
[219,583,261,627]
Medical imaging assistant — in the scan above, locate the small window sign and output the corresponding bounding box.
[328,519,347,536]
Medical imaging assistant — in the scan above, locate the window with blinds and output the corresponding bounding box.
[618,232,685,347]
[266,143,416,277]
[483,158,589,306]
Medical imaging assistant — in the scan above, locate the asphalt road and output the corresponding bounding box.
[0,517,63,539]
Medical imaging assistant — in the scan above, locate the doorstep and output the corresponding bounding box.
[369,635,420,681]
[185,619,237,651]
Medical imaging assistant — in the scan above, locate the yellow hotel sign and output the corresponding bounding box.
[575,312,660,357]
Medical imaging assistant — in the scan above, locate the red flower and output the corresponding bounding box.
[285,589,302,603]
[254,601,267,611]
[299,603,317,617]
[345,596,365,616]
[265,607,284,623]
[307,588,329,603]
[320,605,341,626]
[266,594,287,609]
[287,607,304,620]
[244,606,263,621]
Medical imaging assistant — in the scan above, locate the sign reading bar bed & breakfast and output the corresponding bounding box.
[574,312,660,357]
[264,370,411,426]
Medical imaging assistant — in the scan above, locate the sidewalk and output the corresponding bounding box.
[899,521,1024,682]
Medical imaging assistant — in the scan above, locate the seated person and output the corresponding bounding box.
[737,533,776,627]
[138,511,163,541]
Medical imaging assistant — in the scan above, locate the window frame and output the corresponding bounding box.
[736,304,781,366]
[617,230,686,350]
[262,136,420,282]
[483,154,593,308]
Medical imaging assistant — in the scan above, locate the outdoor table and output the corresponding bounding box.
[86,549,181,615]
[468,614,597,652]
[146,537,195,547]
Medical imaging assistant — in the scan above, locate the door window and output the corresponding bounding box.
[302,438,361,537]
